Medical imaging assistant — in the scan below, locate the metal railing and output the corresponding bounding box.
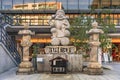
[0,26,21,65]
[0,14,13,26]
[0,14,21,65]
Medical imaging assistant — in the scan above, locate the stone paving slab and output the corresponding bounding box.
[0,62,120,80]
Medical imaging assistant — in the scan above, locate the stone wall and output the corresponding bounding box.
[0,43,16,74]
[36,54,83,72]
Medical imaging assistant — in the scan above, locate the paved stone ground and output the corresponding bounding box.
[0,62,120,80]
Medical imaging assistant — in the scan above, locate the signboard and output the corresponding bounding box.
[37,58,43,62]
[45,46,76,54]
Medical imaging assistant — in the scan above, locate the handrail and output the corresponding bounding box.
[0,14,13,26]
[0,14,21,65]
[0,26,21,65]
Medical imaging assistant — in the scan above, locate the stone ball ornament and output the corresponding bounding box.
[51,38,60,46]
[60,37,70,46]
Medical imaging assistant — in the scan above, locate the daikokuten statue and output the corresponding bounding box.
[49,10,70,46]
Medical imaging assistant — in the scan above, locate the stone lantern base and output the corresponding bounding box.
[17,61,34,75]
[87,62,103,75]
[87,68,103,75]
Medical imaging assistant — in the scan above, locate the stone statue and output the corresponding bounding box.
[49,10,70,46]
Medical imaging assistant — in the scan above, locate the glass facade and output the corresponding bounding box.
[12,13,120,26]
[0,0,120,26]
[0,0,119,10]
[0,0,119,52]
[79,0,89,9]
[2,0,12,9]
[68,0,78,10]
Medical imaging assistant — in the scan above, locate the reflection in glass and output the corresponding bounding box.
[112,0,120,9]
[57,0,67,9]
[12,13,120,26]
[101,0,110,9]
[118,14,120,25]
[79,0,89,9]
[35,0,45,10]
[2,0,12,10]
[13,0,24,10]
[24,0,34,4]
[46,0,57,10]
[46,0,56,2]
[0,0,1,9]
[90,0,99,9]
[68,0,78,10]
[24,0,34,9]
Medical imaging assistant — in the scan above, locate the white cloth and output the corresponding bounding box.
[103,52,109,62]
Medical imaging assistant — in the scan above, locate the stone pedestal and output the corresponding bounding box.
[87,68,103,75]
[43,46,83,72]
[17,24,35,75]
[86,21,103,75]
[17,62,34,75]
[87,62,103,75]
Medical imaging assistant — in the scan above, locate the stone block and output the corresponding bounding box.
[36,54,83,72]
[87,68,103,75]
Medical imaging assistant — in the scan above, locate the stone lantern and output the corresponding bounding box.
[87,21,103,75]
[17,23,35,74]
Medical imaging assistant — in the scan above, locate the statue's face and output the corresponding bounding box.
[55,10,65,20]
[92,22,98,28]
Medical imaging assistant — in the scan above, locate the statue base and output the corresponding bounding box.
[87,68,103,75]
[87,62,103,75]
[17,61,34,75]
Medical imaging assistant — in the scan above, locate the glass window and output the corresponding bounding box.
[44,19,49,25]
[35,0,45,3]
[119,14,120,19]
[113,14,118,25]
[46,0,56,2]
[112,0,120,9]
[35,0,45,10]
[13,0,24,10]
[68,0,78,10]
[108,14,114,24]
[118,14,120,25]
[69,14,74,18]
[91,14,97,18]
[46,0,57,10]
[74,14,79,17]
[57,0,67,10]
[101,0,110,9]
[90,0,99,9]
[24,0,34,4]
[13,15,22,25]
[79,0,89,9]
[0,0,2,10]
[24,0,34,9]
[2,0,12,10]
[38,14,44,25]
[38,20,43,25]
